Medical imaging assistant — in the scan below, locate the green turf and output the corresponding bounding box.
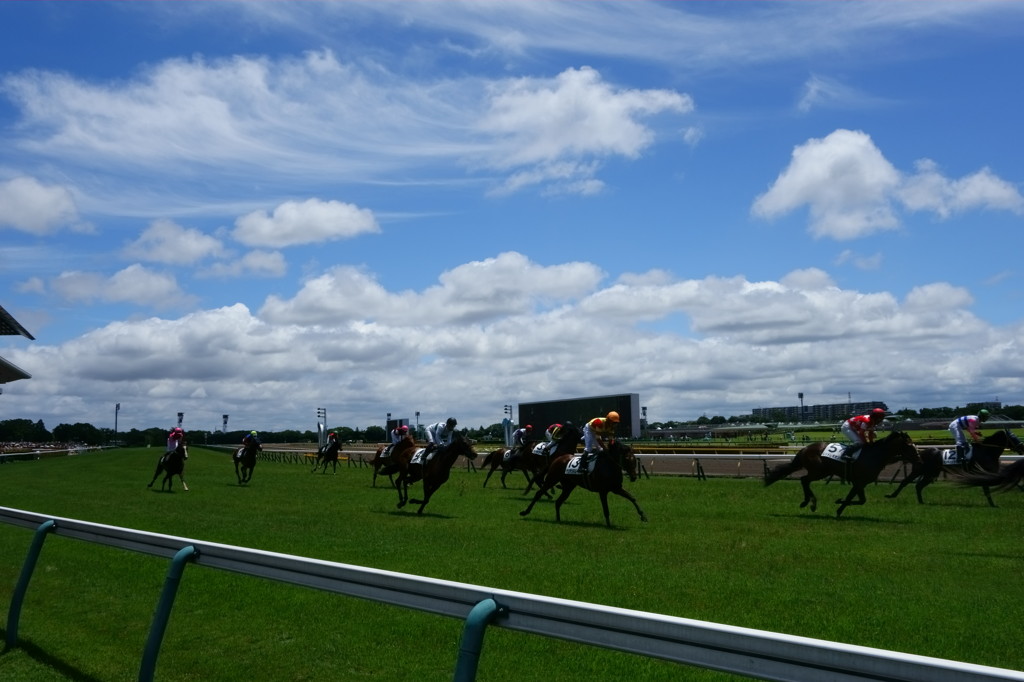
[1,447,1023,681]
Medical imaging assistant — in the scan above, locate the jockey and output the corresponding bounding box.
[581,412,619,477]
[242,430,261,448]
[424,418,457,459]
[949,410,989,463]
[384,424,409,457]
[510,424,533,458]
[840,409,885,458]
[544,422,563,456]
[321,431,341,458]
[164,427,186,462]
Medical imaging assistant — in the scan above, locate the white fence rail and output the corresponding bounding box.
[3,505,1023,682]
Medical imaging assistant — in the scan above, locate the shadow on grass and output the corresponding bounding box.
[766,512,914,525]
[0,637,104,682]
[517,516,633,531]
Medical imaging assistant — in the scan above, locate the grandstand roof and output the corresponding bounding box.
[0,304,35,340]
[0,304,34,384]
[0,355,31,384]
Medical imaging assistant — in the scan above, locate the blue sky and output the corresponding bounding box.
[2,1,1024,434]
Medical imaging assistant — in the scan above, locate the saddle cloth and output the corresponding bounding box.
[410,448,432,465]
[821,442,852,462]
[564,453,597,476]
[940,447,972,466]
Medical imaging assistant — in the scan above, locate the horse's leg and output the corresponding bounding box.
[179,472,189,492]
[886,465,920,499]
[799,475,817,512]
[552,483,576,523]
[483,463,496,488]
[835,486,867,518]
[612,487,648,523]
[235,461,243,485]
[520,474,559,517]
[148,462,163,488]
[599,491,612,527]
[413,480,438,515]
[982,484,996,508]
[395,473,408,508]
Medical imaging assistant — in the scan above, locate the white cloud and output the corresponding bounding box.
[49,264,196,308]
[233,198,380,248]
[900,159,1024,218]
[10,253,1020,431]
[753,129,1024,240]
[204,250,287,278]
[752,129,901,240]
[0,176,82,235]
[123,219,226,264]
[477,67,692,194]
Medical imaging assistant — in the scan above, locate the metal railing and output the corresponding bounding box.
[3,505,1023,682]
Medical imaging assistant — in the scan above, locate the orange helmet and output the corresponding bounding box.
[606,411,620,423]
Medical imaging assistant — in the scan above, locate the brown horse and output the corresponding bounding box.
[312,438,344,474]
[234,440,261,485]
[523,422,582,495]
[371,435,416,487]
[519,439,647,528]
[381,434,477,514]
[148,444,188,492]
[764,430,918,518]
[481,442,535,489]
[886,429,1024,506]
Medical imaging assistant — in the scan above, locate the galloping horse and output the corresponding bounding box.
[886,429,1024,506]
[371,435,416,487]
[764,430,918,518]
[234,440,261,485]
[958,457,1024,494]
[383,434,478,514]
[523,422,582,495]
[148,444,188,492]
[519,439,647,528]
[312,438,344,474]
[481,441,535,489]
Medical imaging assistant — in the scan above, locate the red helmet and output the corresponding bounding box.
[525,424,533,430]
[398,425,409,433]
[871,408,885,419]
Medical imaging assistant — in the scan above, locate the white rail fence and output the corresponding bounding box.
[3,506,1023,682]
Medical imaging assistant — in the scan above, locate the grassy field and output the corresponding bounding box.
[1,446,1023,681]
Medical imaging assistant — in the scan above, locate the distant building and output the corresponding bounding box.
[518,393,641,439]
[752,400,888,423]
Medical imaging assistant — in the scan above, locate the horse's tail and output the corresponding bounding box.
[957,458,1024,492]
[482,450,501,468]
[764,457,803,486]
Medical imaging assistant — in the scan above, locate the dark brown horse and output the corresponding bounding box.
[234,440,261,485]
[886,429,1024,506]
[764,430,918,518]
[380,433,477,514]
[148,444,188,492]
[371,435,416,487]
[312,438,344,474]
[519,439,647,528]
[958,457,1024,494]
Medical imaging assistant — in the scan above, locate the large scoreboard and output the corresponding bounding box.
[518,393,640,439]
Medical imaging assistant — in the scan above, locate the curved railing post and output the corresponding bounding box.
[452,598,506,682]
[138,545,197,682]
[5,519,55,649]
